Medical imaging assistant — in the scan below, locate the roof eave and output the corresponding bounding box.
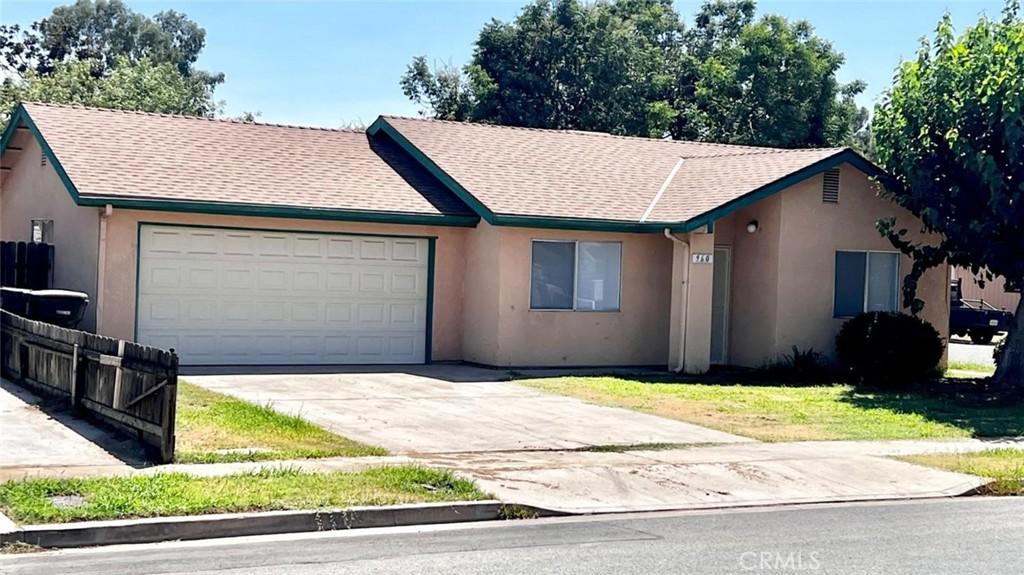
[2,102,87,204]
[371,117,890,235]
[676,148,890,232]
[76,195,481,227]
[2,105,479,228]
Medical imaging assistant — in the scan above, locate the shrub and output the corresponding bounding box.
[835,312,944,387]
[761,346,833,384]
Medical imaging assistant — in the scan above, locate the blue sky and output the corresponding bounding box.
[1,0,1005,127]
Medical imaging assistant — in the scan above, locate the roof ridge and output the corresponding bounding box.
[682,147,848,159]
[381,115,818,153]
[22,101,364,133]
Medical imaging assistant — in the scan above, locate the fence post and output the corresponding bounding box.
[159,352,179,464]
[110,339,126,409]
[69,343,79,409]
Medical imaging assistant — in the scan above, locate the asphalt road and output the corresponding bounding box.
[3,498,1022,575]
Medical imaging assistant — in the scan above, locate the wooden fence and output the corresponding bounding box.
[0,241,54,289]
[0,310,178,463]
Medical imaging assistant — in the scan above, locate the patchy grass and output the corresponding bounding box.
[519,377,1024,442]
[0,466,488,525]
[902,449,1024,496]
[175,382,386,463]
[0,542,44,554]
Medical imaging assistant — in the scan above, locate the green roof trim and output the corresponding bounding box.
[0,103,479,228]
[677,149,886,232]
[490,214,670,233]
[3,104,887,234]
[368,117,498,224]
[76,196,480,227]
[2,103,86,204]
[370,117,889,235]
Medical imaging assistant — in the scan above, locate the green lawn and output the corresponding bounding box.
[519,377,1024,442]
[945,360,996,379]
[175,382,386,463]
[0,466,489,524]
[902,449,1024,496]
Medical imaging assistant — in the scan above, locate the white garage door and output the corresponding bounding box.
[136,225,429,365]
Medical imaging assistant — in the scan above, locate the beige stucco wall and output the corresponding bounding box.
[0,132,100,331]
[460,221,502,364]
[714,195,784,368]
[463,222,673,367]
[708,163,949,368]
[775,164,948,364]
[98,210,469,361]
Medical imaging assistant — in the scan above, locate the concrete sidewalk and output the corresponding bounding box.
[3,439,1011,517]
[0,380,140,479]
[419,441,994,513]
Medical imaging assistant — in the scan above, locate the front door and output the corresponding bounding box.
[710,247,731,365]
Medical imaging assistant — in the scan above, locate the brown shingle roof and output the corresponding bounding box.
[16,102,475,219]
[380,116,850,225]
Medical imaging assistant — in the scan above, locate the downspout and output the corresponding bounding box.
[95,204,112,334]
[664,228,690,373]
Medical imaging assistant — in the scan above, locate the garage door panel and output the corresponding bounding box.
[137,225,429,365]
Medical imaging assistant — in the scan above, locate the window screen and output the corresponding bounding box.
[576,242,621,311]
[866,252,899,312]
[834,251,867,317]
[530,241,575,309]
[835,251,899,317]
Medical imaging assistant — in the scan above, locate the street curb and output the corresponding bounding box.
[0,501,562,549]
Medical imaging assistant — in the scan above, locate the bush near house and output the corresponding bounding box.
[835,312,944,388]
[760,346,834,384]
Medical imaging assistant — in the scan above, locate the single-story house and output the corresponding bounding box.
[0,102,949,371]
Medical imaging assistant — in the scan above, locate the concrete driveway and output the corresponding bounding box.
[187,366,750,454]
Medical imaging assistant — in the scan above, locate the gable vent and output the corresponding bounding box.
[822,168,840,203]
[40,152,47,167]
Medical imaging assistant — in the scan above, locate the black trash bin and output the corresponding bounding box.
[28,289,90,328]
[0,287,33,316]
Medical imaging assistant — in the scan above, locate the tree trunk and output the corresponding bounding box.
[993,296,1024,389]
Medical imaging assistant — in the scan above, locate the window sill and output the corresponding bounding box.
[530,308,622,313]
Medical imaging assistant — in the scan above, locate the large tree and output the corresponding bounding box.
[0,0,222,87]
[402,0,867,147]
[0,56,220,124]
[403,0,684,137]
[873,1,1024,388]
[0,0,222,127]
[675,3,868,147]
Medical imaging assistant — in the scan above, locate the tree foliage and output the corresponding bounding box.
[0,0,222,127]
[0,56,219,124]
[873,1,1024,387]
[0,0,221,86]
[401,0,867,147]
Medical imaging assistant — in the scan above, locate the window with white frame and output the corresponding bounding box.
[530,240,621,311]
[834,250,899,317]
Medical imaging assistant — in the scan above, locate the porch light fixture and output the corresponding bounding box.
[746,220,759,234]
